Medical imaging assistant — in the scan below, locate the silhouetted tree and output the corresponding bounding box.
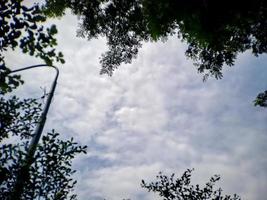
[141,169,241,200]
[142,0,267,80]
[42,0,267,106]
[254,90,267,107]
[42,0,266,78]
[2,1,265,105]
[0,96,41,141]
[0,2,87,198]
[0,94,87,200]
[0,0,64,93]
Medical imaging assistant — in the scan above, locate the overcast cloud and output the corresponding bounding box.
[6,11,267,200]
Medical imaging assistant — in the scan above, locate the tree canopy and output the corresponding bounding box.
[141,169,241,200]
[0,0,64,93]
[0,0,64,67]
[41,0,267,107]
[42,0,267,79]
[1,0,266,105]
[0,91,87,199]
[0,1,263,199]
[0,2,86,198]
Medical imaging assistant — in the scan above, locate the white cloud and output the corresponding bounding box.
[6,11,267,200]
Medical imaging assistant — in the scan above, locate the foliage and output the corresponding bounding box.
[143,0,267,79]
[0,2,87,198]
[41,0,267,107]
[42,0,266,78]
[45,0,148,76]
[0,0,65,66]
[0,130,87,200]
[0,0,64,92]
[141,169,241,200]
[0,96,42,141]
[0,94,87,199]
[254,90,267,107]
[0,68,24,95]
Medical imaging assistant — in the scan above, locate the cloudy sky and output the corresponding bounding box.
[6,9,267,200]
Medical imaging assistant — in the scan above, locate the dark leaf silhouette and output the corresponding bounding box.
[0,0,64,93]
[0,93,86,199]
[43,0,266,78]
[141,169,241,200]
[254,90,267,107]
[42,0,266,106]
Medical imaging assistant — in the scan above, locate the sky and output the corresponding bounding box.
[5,9,267,200]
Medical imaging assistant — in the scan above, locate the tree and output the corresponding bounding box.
[0,0,64,93]
[0,1,264,197]
[3,0,265,104]
[0,96,41,141]
[141,169,241,200]
[0,94,87,200]
[142,0,267,79]
[254,90,267,107]
[42,0,266,77]
[0,2,87,198]
[42,0,266,106]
